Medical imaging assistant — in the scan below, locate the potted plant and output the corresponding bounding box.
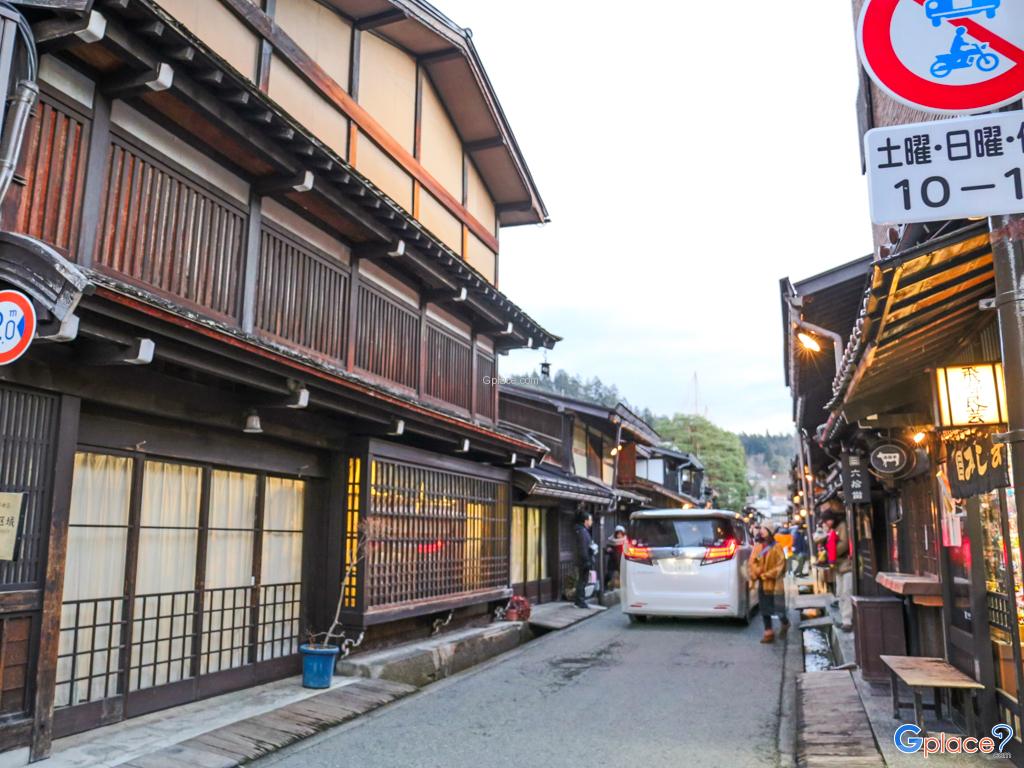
[300,520,375,688]
[503,595,531,622]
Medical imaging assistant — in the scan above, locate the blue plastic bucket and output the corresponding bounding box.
[300,644,340,689]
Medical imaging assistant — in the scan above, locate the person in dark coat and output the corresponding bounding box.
[573,512,595,608]
[790,524,809,577]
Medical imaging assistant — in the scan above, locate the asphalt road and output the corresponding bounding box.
[256,608,790,768]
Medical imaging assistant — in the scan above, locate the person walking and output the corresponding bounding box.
[573,512,596,608]
[605,524,627,588]
[749,520,790,643]
[790,524,809,577]
[825,511,854,631]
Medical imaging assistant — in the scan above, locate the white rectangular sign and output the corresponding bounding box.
[865,111,1024,225]
[0,493,23,561]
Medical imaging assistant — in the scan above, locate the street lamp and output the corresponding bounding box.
[797,332,821,352]
[793,320,844,372]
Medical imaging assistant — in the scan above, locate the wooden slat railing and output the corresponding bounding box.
[424,323,472,412]
[354,284,419,391]
[255,223,349,362]
[4,95,88,261]
[95,136,246,322]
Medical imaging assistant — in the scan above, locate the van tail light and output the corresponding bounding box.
[701,538,737,566]
[624,541,652,565]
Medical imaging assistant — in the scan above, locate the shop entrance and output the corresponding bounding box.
[53,450,307,737]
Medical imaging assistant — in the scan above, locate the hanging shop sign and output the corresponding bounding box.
[0,493,24,561]
[945,430,1009,497]
[841,451,873,503]
[857,0,1024,115]
[865,112,1024,224]
[869,441,915,478]
[935,362,1008,427]
[0,289,35,366]
[815,466,842,505]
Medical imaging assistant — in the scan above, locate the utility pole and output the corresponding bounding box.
[993,212,1024,556]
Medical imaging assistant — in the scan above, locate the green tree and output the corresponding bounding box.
[656,414,750,510]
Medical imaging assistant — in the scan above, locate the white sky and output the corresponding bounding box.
[438,1,874,433]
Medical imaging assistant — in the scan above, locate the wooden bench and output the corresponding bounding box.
[880,655,984,736]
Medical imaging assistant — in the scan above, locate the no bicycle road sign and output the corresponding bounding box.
[858,0,1024,114]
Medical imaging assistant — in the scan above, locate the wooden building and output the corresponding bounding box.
[0,0,558,761]
[499,385,663,600]
[616,444,707,509]
[776,4,1024,752]
[782,24,1024,745]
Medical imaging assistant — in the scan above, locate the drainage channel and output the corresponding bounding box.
[802,624,834,671]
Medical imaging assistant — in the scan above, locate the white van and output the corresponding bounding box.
[621,509,757,623]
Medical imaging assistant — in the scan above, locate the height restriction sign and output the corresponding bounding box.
[858,0,1024,114]
[0,290,35,366]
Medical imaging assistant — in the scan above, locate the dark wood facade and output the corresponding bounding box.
[0,0,558,759]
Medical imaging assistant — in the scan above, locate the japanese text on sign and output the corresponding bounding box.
[946,431,1010,498]
[0,493,24,561]
[866,112,1024,224]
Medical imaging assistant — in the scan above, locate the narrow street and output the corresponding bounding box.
[256,610,789,768]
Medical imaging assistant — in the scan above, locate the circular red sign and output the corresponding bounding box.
[0,290,36,366]
[858,0,1024,114]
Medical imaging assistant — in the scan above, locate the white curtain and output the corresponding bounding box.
[131,461,201,691]
[203,470,256,673]
[57,453,132,707]
[510,506,525,585]
[259,478,304,660]
[539,509,548,580]
[526,507,541,583]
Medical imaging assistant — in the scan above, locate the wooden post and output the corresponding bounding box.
[75,91,111,267]
[247,476,266,664]
[30,396,80,762]
[241,190,263,334]
[345,256,361,371]
[256,0,276,93]
[190,469,212,680]
[469,333,478,418]
[417,299,428,399]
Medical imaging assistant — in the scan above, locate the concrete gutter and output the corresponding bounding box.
[337,621,532,688]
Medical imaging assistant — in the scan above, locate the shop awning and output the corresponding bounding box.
[827,222,993,423]
[513,465,615,505]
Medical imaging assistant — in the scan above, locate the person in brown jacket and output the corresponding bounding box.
[749,520,790,643]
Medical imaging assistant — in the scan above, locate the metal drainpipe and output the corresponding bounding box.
[0,79,37,206]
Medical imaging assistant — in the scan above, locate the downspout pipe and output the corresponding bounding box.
[0,79,37,205]
[0,3,38,208]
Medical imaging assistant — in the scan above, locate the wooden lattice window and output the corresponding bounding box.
[362,458,509,609]
[343,457,361,609]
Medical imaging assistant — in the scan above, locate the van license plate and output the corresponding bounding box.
[660,558,697,575]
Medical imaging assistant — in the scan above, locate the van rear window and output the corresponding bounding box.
[629,517,735,548]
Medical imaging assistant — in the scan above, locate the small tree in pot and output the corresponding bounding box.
[301,519,377,688]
